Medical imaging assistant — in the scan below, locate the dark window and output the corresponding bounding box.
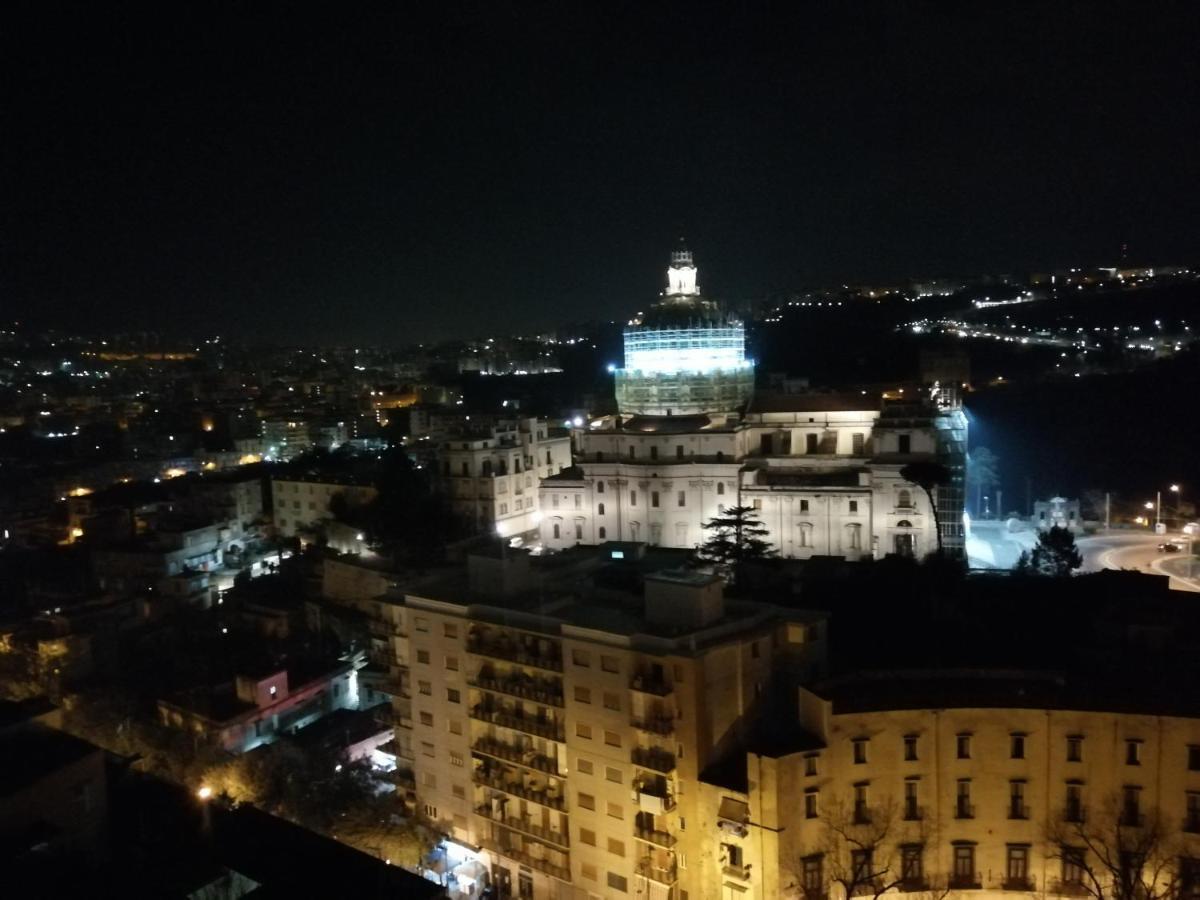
[904,735,918,761]
[650,446,658,460]
[853,739,868,764]
[852,433,865,455]
[904,780,921,820]
[1010,781,1028,819]
[956,780,973,818]
[802,855,824,899]
[1012,734,1026,759]
[805,790,818,819]
[676,445,684,459]
[1065,783,1083,822]
[806,433,819,453]
[953,846,976,885]
[898,434,911,453]
[651,491,660,508]
[1007,846,1029,885]
[761,434,774,455]
[902,846,924,884]
[957,734,972,759]
[1062,848,1085,886]
[597,481,605,494]
[1189,746,1200,772]
[1067,736,1083,762]
[598,526,606,539]
[1127,740,1142,765]
[805,755,818,777]
[849,500,858,513]
[598,502,605,515]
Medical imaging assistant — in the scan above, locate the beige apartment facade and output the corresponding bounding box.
[696,675,1200,900]
[389,549,828,900]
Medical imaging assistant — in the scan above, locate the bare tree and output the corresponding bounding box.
[790,795,952,900]
[1045,792,1189,900]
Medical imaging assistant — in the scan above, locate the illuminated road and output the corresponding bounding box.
[1076,532,1200,592]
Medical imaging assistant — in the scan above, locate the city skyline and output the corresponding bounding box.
[6,6,1200,342]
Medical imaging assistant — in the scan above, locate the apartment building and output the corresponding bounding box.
[440,417,572,539]
[270,474,377,539]
[697,671,1200,900]
[388,543,827,899]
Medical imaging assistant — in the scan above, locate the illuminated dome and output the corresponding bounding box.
[614,242,755,416]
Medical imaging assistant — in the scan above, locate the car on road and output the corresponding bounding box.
[1158,542,1182,553]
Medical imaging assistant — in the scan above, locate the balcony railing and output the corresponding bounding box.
[1003,877,1036,891]
[632,746,677,774]
[467,636,562,673]
[470,673,564,708]
[636,859,678,885]
[471,737,564,776]
[950,873,982,890]
[469,705,565,742]
[899,879,930,893]
[636,787,677,814]
[723,864,751,880]
[473,771,566,812]
[1049,880,1089,896]
[474,805,570,849]
[630,674,673,696]
[630,715,675,736]
[477,838,570,882]
[635,826,676,849]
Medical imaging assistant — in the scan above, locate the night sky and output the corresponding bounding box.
[5,4,1199,343]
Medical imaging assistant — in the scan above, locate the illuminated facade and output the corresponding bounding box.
[614,244,755,417]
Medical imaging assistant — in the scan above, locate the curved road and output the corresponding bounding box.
[1076,532,1200,592]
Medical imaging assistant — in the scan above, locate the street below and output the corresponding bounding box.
[1076,532,1200,592]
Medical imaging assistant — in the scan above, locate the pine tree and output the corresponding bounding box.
[694,505,776,584]
[1015,525,1083,577]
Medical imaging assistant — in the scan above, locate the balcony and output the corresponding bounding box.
[635,826,677,849]
[899,879,930,893]
[949,874,982,890]
[632,746,676,774]
[630,674,673,696]
[1003,878,1036,891]
[472,737,563,776]
[636,787,677,815]
[467,635,562,673]
[636,859,678,885]
[630,715,675,736]
[477,838,570,883]
[469,704,565,742]
[474,805,569,849]
[473,771,566,812]
[724,864,751,881]
[470,672,564,708]
[1049,881,1089,896]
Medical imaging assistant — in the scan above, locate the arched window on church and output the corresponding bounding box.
[898,489,912,509]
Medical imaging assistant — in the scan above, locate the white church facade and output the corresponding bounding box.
[539,243,966,560]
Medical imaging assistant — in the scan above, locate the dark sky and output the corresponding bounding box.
[5,3,1199,343]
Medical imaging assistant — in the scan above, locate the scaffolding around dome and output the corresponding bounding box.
[615,322,754,416]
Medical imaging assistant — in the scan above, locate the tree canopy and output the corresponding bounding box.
[694,504,776,585]
[1016,525,1083,577]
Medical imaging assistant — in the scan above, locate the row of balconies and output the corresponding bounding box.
[467,634,562,673]
[472,769,566,812]
[630,714,674,736]
[630,673,672,696]
[636,858,678,886]
[477,837,570,883]
[470,671,564,708]
[634,825,676,849]
[469,704,565,742]
[474,805,570,849]
[472,736,564,777]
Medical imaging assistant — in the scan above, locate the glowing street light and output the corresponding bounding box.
[197,785,213,801]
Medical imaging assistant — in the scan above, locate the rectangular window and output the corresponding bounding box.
[902,845,923,883]
[600,655,619,673]
[418,680,432,695]
[854,783,869,822]
[416,649,430,665]
[904,779,921,820]
[800,498,810,512]
[419,711,433,726]
[448,719,463,735]
[802,856,824,896]
[603,692,621,711]
[443,622,458,638]
[1010,781,1028,819]
[957,780,973,818]
[898,434,911,454]
[1007,846,1029,885]
[607,802,623,820]
[1067,736,1083,762]
[607,872,628,893]
[607,838,625,856]
[580,827,596,846]
[805,754,818,776]
[904,735,918,761]
[577,792,596,810]
[1122,785,1142,825]
[678,491,686,507]
[452,783,466,799]
[651,491,660,508]
[630,490,637,506]
[572,648,590,667]
[1126,740,1142,765]
[1062,848,1085,885]
[852,433,865,455]
[605,766,622,784]
[1065,782,1083,822]
[577,758,593,775]
[604,731,621,748]
[447,688,461,703]
[953,845,976,884]
[848,500,858,513]
[1189,746,1200,772]
[806,433,819,453]
[1011,734,1026,759]
[576,723,592,740]
[449,751,464,767]
[853,738,868,764]
[444,655,458,671]
[805,789,818,819]
[574,686,592,704]
[957,733,972,759]
[421,741,435,758]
